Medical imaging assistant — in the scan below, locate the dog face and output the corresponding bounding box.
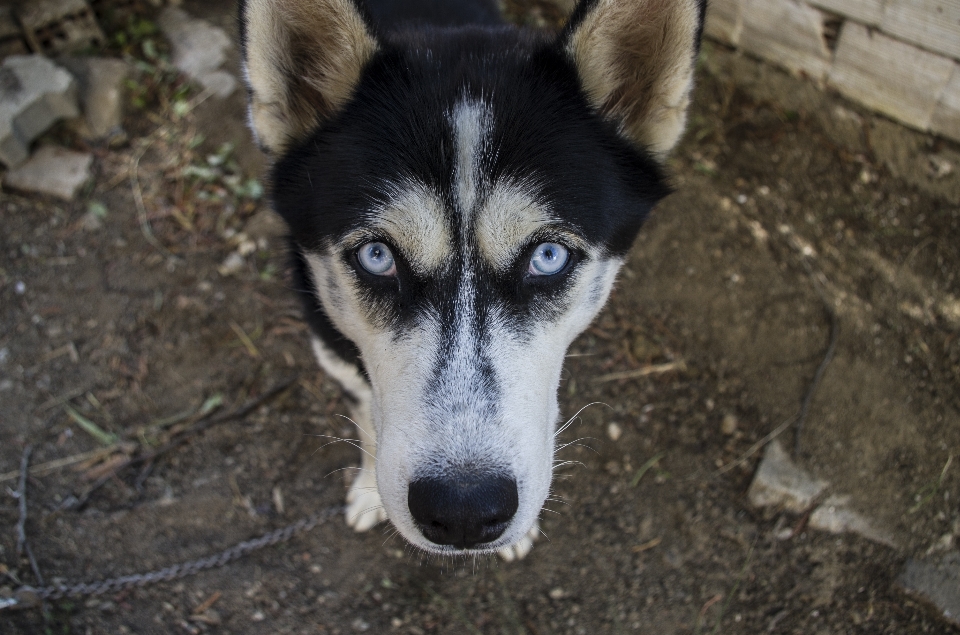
[241,0,703,554]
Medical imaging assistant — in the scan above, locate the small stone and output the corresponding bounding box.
[0,55,79,167]
[720,413,738,435]
[898,551,960,626]
[158,7,236,97]
[58,56,130,139]
[251,610,265,621]
[3,145,92,200]
[218,251,245,276]
[607,422,622,441]
[747,439,827,513]
[809,495,897,547]
[244,207,286,243]
[198,69,238,99]
[549,588,566,600]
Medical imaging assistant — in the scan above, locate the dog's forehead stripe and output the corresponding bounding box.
[451,98,491,231]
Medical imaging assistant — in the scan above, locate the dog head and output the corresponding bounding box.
[240,0,704,554]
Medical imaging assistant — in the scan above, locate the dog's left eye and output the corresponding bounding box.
[528,243,569,276]
[357,242,397,276]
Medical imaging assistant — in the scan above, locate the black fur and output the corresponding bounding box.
[248,0,702,370]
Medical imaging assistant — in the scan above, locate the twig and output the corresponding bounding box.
[130,88,213,259]
[71,377,298,509]
[793,260,840,456]
[593,361,686,383]
[0,447,112,483]
[15,446,32,556]
[716,412,798,474]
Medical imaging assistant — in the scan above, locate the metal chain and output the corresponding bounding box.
[1,505,342,611]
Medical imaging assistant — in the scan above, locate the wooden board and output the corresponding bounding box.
[807,0,884,26]
[828,22,955,130]
[740,0,832,81]
[882,0,960,61]
[705,0,744,46]
[932,65,960,141]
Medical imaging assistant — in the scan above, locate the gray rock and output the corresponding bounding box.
[3,145,92,200]
[808,495,897,548]
[0,55,79,168]
[899,551,960,626]
[747,439,828,512]
[157,7,236,98]
[58,56,130,139]
[197,69,238,99]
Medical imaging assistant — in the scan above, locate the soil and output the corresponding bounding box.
[2,1,960,634]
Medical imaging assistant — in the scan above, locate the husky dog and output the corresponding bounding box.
[239,0,704,559]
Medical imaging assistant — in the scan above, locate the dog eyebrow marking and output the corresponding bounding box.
[366,181,452,274]
[474,182,554,270]
[450,98,492,230]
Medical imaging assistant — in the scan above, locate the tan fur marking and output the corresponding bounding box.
[475,184,554,270]
[243,0,378,153]
[567,0,700,156]
[368,184,452,275]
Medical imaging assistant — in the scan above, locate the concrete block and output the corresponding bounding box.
[932,65,960,143]
[882,0,960,61]
[807,0,884,26]
[0,55,79,168]
[828,22,954,132]
[705,0,744,46]
[3,145,92,200]
[740,0,832,82]
[899,551,960,626]
[58,56,130,139]
[17,0,104,56]
[158,7,236,98]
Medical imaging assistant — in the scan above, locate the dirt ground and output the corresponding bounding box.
[2,1,960,633]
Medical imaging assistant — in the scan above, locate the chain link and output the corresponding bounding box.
[1,505,343,611]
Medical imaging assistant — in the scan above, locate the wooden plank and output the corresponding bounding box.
[932,65,960,142]
[828,22,954,130]
[807,0,884,26]
[740,0,832,81]
[705,0,744,46]
[882,0,960,61]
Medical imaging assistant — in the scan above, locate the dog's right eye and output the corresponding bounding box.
[357,242,397,276]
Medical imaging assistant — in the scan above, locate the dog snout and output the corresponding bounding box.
[407,473,519,549]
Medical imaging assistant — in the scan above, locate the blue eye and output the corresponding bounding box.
[357,242,396,276]
[528,243,569,276]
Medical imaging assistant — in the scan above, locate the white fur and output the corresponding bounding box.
[304,213,622,558]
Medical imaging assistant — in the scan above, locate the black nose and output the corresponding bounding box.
[408,473,519,549]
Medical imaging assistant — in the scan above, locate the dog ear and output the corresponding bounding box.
[562,0,705,158]
[239,0,379,154]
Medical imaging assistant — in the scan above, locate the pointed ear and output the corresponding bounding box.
[239,0,379,154]
[563,0,705,157]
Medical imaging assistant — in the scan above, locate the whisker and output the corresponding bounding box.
[555,437,599,454]
[350,504,385,519]
[306,434,377,461]
[335,413,376,442]
[323,466,362,479]
[555,402,611,438]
